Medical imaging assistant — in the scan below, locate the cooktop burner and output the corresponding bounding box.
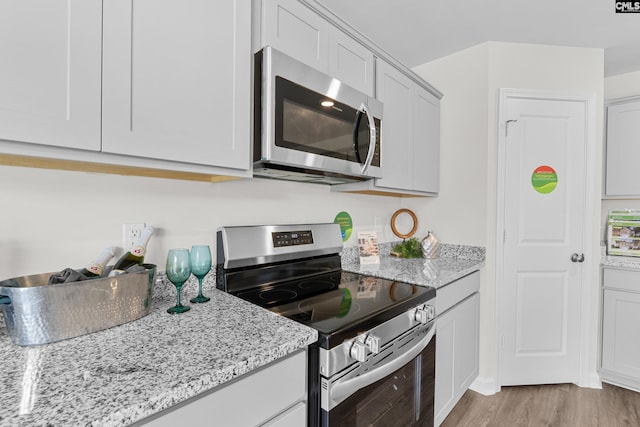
[257,289,298,304]
[235,270,342,307]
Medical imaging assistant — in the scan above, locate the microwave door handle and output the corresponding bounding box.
[353,103,377,174]
[352,109,364,164]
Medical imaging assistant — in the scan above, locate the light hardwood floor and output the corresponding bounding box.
[441,383,640,427]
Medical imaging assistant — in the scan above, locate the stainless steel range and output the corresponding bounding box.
[216,223,436,427]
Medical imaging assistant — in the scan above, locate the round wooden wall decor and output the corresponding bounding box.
[390,209,418,239]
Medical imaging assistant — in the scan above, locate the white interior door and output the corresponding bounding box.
[500,93,587,385]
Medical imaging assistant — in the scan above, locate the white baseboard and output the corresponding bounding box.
[469,377,498,396]
[469,373,601,396]
[578,371,602,389]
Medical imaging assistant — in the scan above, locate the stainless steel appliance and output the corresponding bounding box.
[254,47,383,184]
[216,223,436,426]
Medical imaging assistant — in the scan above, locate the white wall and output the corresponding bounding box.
[406,44,489,246]
[409,41,604,391]
[0,165,403,279]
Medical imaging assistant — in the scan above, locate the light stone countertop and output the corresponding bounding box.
[601,255,640,270]
[341,242,486,289]
[0,242,484,426]
[0,277,317,427]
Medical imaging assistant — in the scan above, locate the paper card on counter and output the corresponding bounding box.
[358,231,380,265]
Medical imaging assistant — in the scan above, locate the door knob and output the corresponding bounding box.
[570,253,585,263]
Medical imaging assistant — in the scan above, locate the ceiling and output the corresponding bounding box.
[316,0,640,77]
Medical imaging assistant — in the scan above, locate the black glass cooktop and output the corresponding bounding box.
[232,270,435,349]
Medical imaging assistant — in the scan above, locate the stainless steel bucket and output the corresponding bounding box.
[0,264,156,346]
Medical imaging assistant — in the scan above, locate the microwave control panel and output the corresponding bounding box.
[272,230,314,247]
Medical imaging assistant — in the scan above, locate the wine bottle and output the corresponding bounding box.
[109,225,155,275]
[48,246,116,285]
[78,246,117,278]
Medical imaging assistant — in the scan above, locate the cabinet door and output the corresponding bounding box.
[375,59,413,190]
[102,0,251,169]
[435,292,480,426]
[0,0,101,150]
[413,88,440,194]
[328,28,374,96]
[605,100,640,196]
[601,288,640,379]
[374,58,440,194]
[262,0,329,73]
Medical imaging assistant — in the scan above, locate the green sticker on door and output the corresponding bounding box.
[531,165,558,194]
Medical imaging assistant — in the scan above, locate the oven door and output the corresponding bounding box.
[259,46,382,178]
[321,321,435,427]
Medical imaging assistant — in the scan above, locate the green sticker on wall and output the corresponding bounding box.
[334,211,353,241]
[531,165,558,194]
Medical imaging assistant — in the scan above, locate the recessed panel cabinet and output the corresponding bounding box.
[0,0,251,176]
[605,98,640,196]
[0,0,102,150]
[600,267,640,391]
[102,0,251,169]
[375,59,440,194]
[333,59,440,196]
[259,0,374,96]
[435,272,480,426]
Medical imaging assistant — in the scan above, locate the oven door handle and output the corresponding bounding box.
[331,323,435,405]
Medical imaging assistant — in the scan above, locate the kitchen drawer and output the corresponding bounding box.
[602,268,640,292]
[436,271,480,315]
[142,350,307,426]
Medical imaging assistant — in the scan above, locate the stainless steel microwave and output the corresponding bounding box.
[253,47,383,184]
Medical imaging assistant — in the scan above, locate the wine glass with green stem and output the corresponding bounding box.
[189,245,212,303]
[166,248,192,314]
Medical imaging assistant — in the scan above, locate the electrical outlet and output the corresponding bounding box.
[123,223,146,251]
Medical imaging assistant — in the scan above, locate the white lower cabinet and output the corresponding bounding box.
[600,268,640,391]
[435,272,480,427]
[141,350,307,426]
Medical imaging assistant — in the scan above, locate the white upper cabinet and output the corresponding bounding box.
[0,0,251,177]
[0,0,102,150]
[102,0,251,169]
[335,58,440,196]
[259,0,374,96]
[375,58,440,194]
[327,28,374,96]
[262,0,329,73]
[605,98,640,197]
[375,59,413,191]
[413,85,440,194]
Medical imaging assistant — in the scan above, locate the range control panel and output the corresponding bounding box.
[272,230,314,247]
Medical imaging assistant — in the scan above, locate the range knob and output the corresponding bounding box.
[414,304,436,324]
[350,340,367,362]
[365,334,381,354]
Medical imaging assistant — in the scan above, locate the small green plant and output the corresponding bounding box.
[391,238,423,258]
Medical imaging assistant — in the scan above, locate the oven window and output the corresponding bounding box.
[275,76,380,167]
[327,340,435,426]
